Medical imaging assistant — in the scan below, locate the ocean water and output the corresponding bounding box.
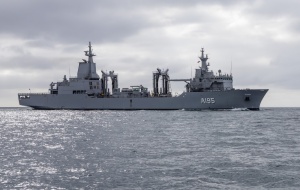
[0,108,300,189]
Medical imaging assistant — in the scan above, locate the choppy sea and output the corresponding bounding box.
[0,107,300,189]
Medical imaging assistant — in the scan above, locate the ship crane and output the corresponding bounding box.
[160,69,170,96]
[101,71,109,96]
[152,68,161,96]
[109,71,118,91]
[152,68,171,97]
[101,70,119,96]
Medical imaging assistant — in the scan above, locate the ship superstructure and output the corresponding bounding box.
[189,48,233,92]
[18,42,268,110]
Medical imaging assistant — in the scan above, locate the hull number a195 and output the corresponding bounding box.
[201,98,215,104]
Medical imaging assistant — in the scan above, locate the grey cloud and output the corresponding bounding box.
[231,41,300,90]
[246,0,300,17]
[0,0,253,45]
[244,0,300,35]
[139,0,248,7]
[3,55,60,71]
[0,1,152,44]
[0,73,48,90]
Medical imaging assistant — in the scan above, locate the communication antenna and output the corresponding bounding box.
[230,55,233,75]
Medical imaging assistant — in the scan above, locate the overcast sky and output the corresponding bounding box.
[1,0,300,107]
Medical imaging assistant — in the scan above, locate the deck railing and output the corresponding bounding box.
[18,93,49,96]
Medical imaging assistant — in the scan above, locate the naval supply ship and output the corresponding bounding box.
[18,42,268,110]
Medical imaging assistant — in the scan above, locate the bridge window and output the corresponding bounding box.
[73,90,86,94]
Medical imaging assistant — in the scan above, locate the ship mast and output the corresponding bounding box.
[84,42,96,79]
[200,48,209,72]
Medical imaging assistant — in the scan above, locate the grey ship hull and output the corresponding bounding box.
[19,89,268,110]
